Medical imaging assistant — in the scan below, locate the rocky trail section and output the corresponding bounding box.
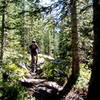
[19,56,86,100]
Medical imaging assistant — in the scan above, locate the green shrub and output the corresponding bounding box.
[0,83,27,100]
[0,63,28,100]
[42,59,71,85]
[74,63,91,89]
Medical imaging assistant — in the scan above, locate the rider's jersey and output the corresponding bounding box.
[29,44,39,55]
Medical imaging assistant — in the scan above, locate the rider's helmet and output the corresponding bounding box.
[32,40,36,43]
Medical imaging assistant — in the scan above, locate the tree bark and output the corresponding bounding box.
[0,1,6,63]
[59,0,79,99]
[20,0,25,48]
[87,0,100,100]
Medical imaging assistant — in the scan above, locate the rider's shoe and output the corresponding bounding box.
[36,64,39,67]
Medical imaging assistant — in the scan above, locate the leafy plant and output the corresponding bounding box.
[0,63,28,100]
[74,63,91,89]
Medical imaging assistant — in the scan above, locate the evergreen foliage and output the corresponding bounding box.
[0,0,93,99]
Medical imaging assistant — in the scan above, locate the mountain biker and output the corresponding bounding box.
[29,40,39,66]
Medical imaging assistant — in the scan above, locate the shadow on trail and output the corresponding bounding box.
[19,56,85,100]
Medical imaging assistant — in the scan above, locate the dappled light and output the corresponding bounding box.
[0,0,98,100]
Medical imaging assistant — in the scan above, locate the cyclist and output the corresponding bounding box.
[29,40,39,66]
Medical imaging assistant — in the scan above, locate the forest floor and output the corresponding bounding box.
[21,71,87,100]
[20,56,87,100]
[26,84,87,100]
[27,87,87,100]
[65,88,87,100]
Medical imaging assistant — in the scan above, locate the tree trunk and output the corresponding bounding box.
[20,0,25,48]
[0,2,6,63]
[87,0,100,100]
[59,0,79,99]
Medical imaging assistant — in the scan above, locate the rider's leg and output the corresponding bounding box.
[31,54,35,66]
[35,55,38,65]
[31,54,33,66]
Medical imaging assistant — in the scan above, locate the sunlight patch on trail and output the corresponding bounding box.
[38,54,54,60]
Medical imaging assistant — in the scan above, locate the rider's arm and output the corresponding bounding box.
[28,45,31,53]
[37,46,40,54]
[36,44,40,53]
